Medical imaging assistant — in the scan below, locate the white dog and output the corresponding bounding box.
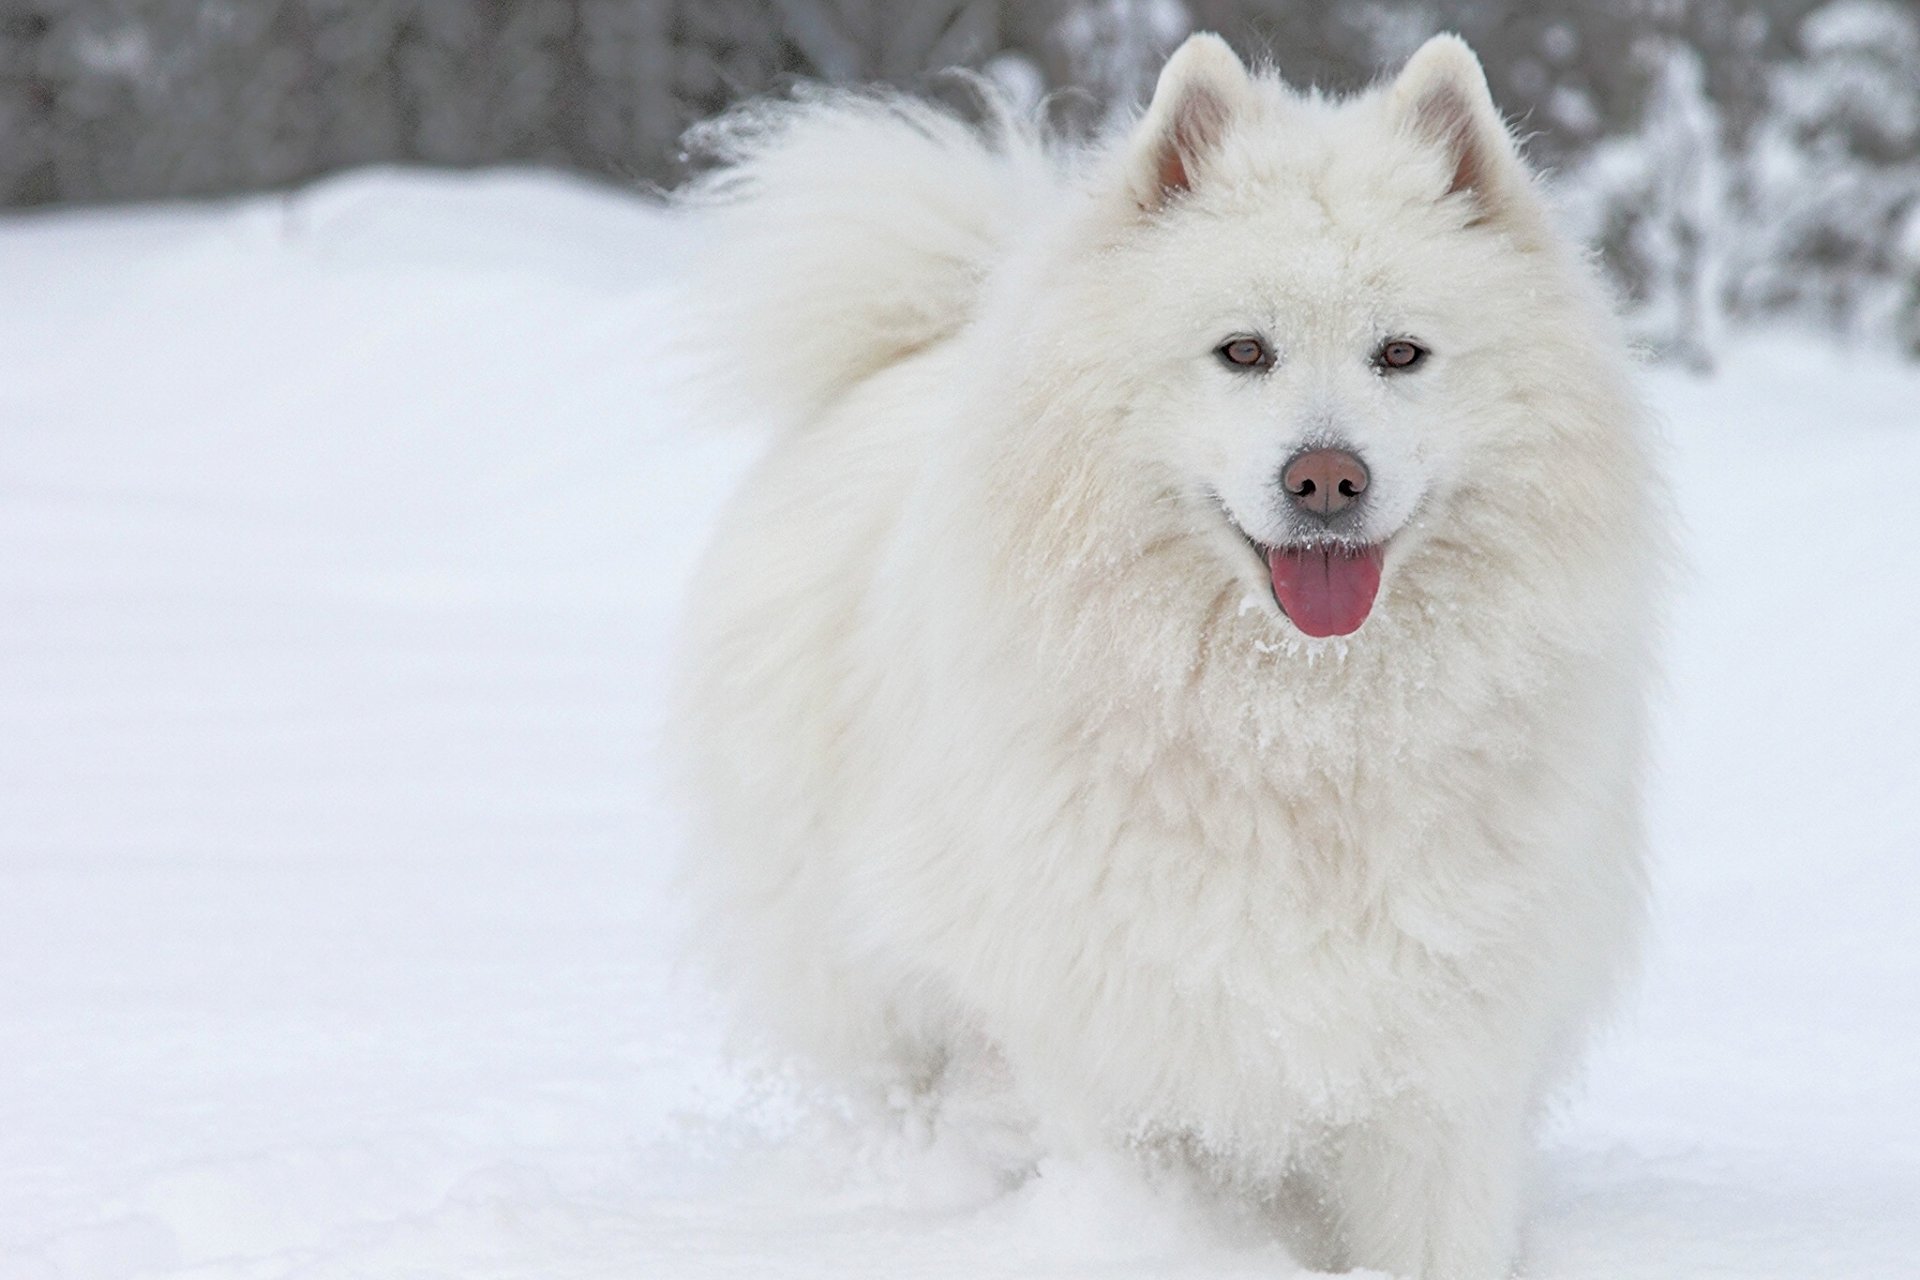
[672,33,1664,1280]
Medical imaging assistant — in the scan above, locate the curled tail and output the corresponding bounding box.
[675,86,1053,427]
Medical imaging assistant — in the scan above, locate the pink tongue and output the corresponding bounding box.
[1267,545,1384,638]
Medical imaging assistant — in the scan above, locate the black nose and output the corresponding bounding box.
[1282,447,1369,520]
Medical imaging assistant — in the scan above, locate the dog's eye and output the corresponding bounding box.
[1376,339,1428,372]
[1217,337,1270,370]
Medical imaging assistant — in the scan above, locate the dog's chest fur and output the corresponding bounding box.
[845,617,1604,1154]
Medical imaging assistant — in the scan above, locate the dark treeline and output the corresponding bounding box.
[3,1,1917,359]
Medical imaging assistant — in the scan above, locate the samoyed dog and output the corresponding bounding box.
[673,32,1664,1280]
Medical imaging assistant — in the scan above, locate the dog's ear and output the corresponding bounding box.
[1128,33,1251,211]
[1390,35,1529,226]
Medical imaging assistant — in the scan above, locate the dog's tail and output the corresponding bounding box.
[675,86,1053,428]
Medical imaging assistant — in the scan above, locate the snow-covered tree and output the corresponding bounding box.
[1052,0,1190,124]
[1737,0,1920,345]
[1570,39,1729,368]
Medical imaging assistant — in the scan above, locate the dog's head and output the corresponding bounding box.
[1060,34,1602,642]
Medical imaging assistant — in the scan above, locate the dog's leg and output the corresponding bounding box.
[930,1035,1042,1180]
[1329,1092,1526,1280]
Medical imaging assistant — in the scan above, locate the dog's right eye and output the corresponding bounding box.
[1216,337,1270,371]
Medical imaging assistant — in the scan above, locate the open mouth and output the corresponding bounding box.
[1229,526,1386,638]
[1207,490,1388,638]
[1260,541,1385,638]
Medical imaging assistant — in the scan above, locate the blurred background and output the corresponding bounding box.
[4,0,1920,366]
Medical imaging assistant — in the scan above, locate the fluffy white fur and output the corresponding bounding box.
[672,34,1665,1280]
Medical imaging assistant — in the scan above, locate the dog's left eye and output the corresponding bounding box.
[1376,339,1428,372]
[1216,337,1271,371]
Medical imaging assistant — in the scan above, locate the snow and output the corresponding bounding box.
[2,169,1917,1279]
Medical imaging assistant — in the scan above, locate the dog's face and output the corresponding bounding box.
[1086,35,1561,639]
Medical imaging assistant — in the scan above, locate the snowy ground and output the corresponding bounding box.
[2,170,1916,1279]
